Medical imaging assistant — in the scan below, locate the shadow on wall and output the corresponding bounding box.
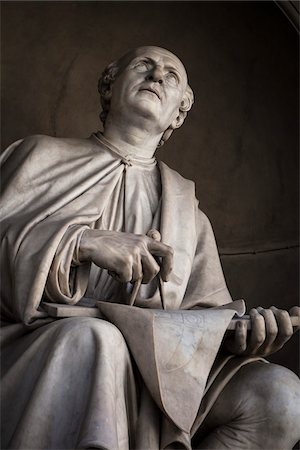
[1,1,299,374]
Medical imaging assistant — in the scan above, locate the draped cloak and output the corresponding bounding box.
[0,134,262,449]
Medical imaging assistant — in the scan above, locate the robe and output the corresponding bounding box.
[0,134,262,449]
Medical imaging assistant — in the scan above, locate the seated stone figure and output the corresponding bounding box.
[1,46,300,450]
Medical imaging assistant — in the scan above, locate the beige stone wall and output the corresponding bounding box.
[2,1,298,373]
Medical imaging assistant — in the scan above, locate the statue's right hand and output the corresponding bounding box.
[78,229,173,284]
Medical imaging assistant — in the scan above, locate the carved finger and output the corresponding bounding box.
[141,253,160,284]
[233,320,248,354]
[256,308,278,355]
[108,267,132,283]
[247,308,266,354]
[289,305,300,317]
[272,309,293,351]
[116,259,133,283]
[147,229,161,241]
[131,257,143,282]
[289,306,300,331]
[147,239,174,281]
[160,253,173,282]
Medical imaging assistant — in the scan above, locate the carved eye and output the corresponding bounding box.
[134,60,151,72]
[166,72,179,86]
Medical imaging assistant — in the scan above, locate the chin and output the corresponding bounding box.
[131,101,160,121]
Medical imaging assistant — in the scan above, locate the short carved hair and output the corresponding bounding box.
[98,56,194,147]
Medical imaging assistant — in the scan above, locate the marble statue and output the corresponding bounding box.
[1,46,300,450]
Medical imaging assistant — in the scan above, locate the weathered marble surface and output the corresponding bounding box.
[1,46,300,449]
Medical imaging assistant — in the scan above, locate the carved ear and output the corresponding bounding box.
[158,84,194,148]
[170,110,187,130]
[102,87,112,101]
[180,86,194,112]
[170,85,194,130]
[98,62,119,101]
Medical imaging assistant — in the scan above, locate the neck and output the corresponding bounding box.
[102,118,163,159]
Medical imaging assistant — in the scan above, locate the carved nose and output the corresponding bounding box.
[146,68,163,84]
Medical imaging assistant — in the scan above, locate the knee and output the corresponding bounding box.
[200,362,300,448]
[242,363,300,411]
[237,362,300,438]
[52,317,126,351]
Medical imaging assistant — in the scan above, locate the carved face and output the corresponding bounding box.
[108,46,188,134]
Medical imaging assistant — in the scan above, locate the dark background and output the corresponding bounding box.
[1,1,299,373]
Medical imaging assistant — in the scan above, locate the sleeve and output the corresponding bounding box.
[44,225,91,305]
[181,207,232,310]
[0,136,100,324]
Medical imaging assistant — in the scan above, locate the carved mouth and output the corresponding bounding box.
[139,88,161,100]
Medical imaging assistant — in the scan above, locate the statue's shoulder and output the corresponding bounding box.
[1,134,98,166]
[17,133,94,153]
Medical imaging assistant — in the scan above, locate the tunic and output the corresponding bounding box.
[0,134,262,449]
[84,133,162,304]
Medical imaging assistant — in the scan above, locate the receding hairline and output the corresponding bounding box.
[115,46,187,76]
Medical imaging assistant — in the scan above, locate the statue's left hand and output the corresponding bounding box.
[224,306,300,356]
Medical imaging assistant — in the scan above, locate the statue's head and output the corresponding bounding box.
[98,46,194,147]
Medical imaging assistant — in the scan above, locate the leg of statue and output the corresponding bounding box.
[193,362,300,450]
[3,317,138,450]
